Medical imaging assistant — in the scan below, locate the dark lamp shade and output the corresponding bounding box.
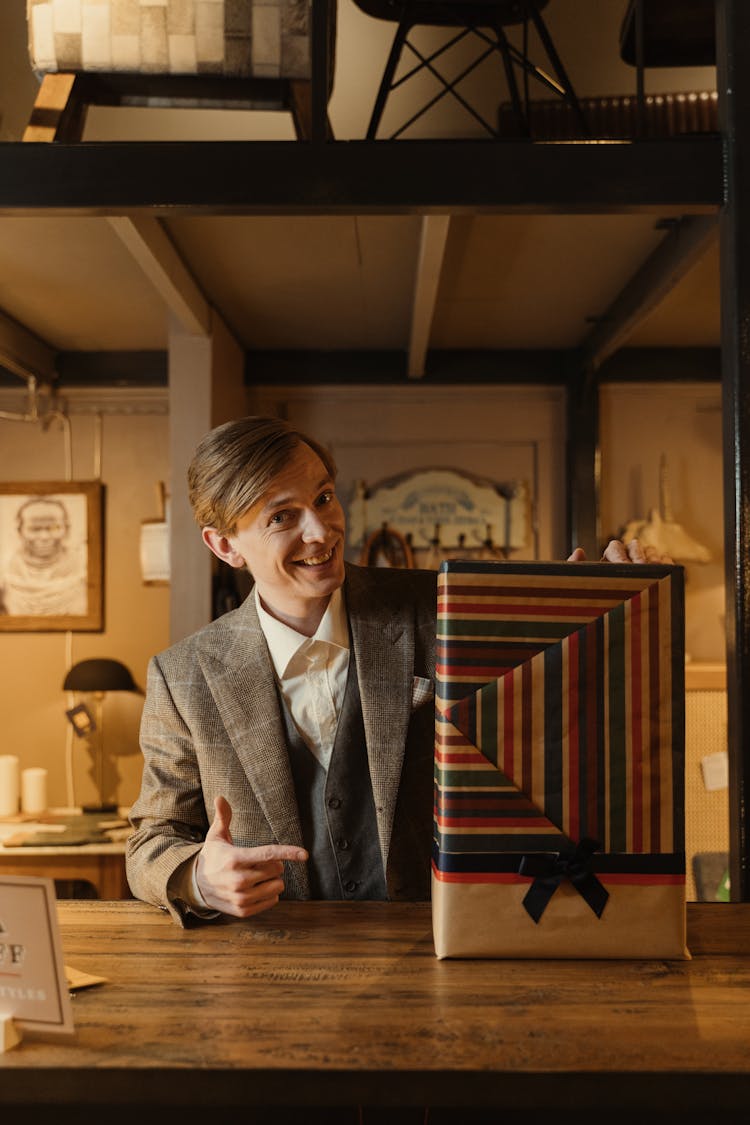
[63,658,139,694]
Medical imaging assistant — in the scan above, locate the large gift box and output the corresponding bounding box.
[432,560,688,959]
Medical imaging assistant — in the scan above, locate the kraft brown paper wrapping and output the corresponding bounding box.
[432,875,690,960]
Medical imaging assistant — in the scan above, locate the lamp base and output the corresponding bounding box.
[81,801,119,815]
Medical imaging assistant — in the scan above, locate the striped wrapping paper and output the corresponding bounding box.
[432,560,688,959]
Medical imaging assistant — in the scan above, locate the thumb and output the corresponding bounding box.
[206,795,233,845]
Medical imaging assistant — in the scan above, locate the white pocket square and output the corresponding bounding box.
[411,676,434,710]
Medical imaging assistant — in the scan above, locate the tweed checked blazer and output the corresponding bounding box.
[126,563,437,923]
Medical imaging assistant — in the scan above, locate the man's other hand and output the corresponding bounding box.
[196,795,308,918]
[568,538,674,565]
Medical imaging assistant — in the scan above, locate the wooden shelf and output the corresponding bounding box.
[0,136,722,216]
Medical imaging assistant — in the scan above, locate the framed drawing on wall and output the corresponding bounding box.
[0,481,104,632]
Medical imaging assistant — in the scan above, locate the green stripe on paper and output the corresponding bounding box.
[608,602,627,850]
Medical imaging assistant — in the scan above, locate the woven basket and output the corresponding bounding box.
[27,0,314,80]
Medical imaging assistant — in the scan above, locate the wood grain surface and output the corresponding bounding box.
[1,900,749,1122]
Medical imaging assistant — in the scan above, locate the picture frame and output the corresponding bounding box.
[0,481,104,632]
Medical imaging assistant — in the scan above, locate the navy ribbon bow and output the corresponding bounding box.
[518,837,609,924]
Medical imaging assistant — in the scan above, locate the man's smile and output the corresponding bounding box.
[293,546,336,566]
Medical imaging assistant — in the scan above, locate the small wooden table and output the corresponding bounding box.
[0,840,129,899]
[1,901,749,1123]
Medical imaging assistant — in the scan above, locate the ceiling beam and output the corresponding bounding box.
[108,215,211,336]
[0,138,722,215]
[582,214,719,370]
[241,348,570,384]
[408,216,451,379]
[0,306,57,383]
[598,346,721,382]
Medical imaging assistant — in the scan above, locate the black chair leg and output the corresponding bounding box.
[494,25,530,137]
[366,18,412,139]
[528,3,588,136]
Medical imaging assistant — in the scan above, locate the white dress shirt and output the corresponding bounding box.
[255,584,350,771]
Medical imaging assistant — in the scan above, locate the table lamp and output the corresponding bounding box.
[63,658,139,814]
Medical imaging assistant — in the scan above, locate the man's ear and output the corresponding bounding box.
[202,527,246,569]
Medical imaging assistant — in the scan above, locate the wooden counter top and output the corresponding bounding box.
[2,900,749,1121]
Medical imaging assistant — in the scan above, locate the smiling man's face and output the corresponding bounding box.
[204,441,346,633]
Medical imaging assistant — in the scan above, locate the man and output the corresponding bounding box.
[126,415,664,924]
[1,496,87,616]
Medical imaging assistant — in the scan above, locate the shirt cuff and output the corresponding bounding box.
[167,854,220,919]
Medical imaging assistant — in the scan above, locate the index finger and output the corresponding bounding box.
[230,843,309,865]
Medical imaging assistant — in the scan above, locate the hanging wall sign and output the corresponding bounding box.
[348,468,530,551]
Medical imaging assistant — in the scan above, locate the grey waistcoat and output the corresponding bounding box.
[279,653,388,900]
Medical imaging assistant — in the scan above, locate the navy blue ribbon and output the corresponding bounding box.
[518,837,609,924]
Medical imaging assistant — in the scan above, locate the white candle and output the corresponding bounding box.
[21,767,48,816]
[0,755,20,817]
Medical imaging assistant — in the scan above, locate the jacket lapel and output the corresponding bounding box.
[195,595,309,897]
[345,564,414,866]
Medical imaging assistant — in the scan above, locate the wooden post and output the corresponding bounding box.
[565,356,600,560]
[717,0,750,901]
[167,312,246,644]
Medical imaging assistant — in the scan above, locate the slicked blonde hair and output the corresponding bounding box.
[187,416,337,536]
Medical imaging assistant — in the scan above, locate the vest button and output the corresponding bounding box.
[344,880,358,893]
[328,796,342,809]
[337,838,350,851]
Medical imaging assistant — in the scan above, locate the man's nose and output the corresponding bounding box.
[299,508,329,540]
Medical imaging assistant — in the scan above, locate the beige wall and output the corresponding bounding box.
[249,383,568,563]
[600,381,725,663]
[0,390,170,810]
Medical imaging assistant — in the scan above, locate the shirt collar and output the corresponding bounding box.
[254,585,349,680]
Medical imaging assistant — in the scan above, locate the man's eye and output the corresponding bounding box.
[269,511,290,525]
[316,490,334,507]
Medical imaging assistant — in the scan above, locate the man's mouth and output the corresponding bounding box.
[294,547,335,567]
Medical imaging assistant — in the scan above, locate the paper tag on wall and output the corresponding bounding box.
[701,750,729,792]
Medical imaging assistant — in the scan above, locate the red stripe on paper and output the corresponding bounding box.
[522,660,532,794]
[435,752,486,764]
[631,592,643,852]
[436,816,552,828]
[436,664,517,677]
[437,600,610,618]
[504,666,514,779]
[432,866,532,885]
[437,797,530,809]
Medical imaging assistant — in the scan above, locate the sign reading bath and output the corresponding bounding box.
[349,468,530,551]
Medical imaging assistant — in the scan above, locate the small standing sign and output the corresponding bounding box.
[0,875,74,1047]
